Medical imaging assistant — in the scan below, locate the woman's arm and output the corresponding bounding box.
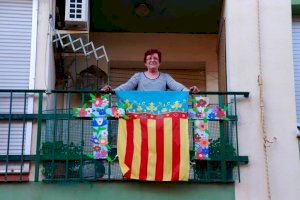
[114,73,140,90]
[165,73,187,91]
[165,73,199,93]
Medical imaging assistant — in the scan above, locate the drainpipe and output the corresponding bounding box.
[257,1,272,199]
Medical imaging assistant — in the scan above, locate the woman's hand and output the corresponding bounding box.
[189,86,200,93]
[101,85,112,92]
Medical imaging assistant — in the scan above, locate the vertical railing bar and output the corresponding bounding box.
[35,92,44,182]
[93,159,97,180]
[218,94,227,182]
[205,94,212,181]
[20,91,27,181]
[191,94,196,180]
[93,93,97,180]
[234,95,241,182]
[207,160,211,180]
[5,91,13,182]
[108,93,112,181]
[79,92,84,181]
[51,93,58,181]
[192,121,196,180]
[234,94,237,116]
[65,92,71,180]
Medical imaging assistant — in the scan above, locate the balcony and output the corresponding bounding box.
[0,89,248,183]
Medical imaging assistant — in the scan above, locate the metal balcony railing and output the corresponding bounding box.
[0,89,249,183]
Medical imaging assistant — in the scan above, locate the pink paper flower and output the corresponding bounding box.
[99,150,107,157]
[216,109,226,119]
[78,109,87,117]
[99,138,108,146]
[196,152,205,160]
[196,121,207,131]
[94,98,102,107]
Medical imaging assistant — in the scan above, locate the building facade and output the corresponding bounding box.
[0,0,300,200]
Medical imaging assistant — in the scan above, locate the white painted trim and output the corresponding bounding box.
[25,0,38,166]
[29,0,38,90]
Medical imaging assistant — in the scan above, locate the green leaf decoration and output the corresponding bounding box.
[72,107,78,116]
[123,103,128,110]
[106,156,113,162]
[224,117,230,121]
[204,107,209,112]
[122,115,129,120]
[189,119,195,122]
[98,126,106,131]
[205,129,210,134]
[203,118,208,123]
[191,98,197,104]
[93,127,100,133]
[106,145,111,150]
[87,153,94,159]
[102,94,109,99]
[89,93,95,100]
[83,103,88,109]
[192,108,198,113]
[223,105,228,111]
[94,132,101,138]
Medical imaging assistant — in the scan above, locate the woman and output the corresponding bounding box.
[102,49,199,93]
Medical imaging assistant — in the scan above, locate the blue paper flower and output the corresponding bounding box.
[90,136,98,144]
[201,147,209,155]
[91,118,108,126]
[188,110,195,118]
[195,143,201,151]
[207,112,216,119]
[98,109,106,115]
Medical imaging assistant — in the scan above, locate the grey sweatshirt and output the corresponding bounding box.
[115,72,187,91]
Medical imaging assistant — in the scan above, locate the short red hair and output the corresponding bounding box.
[144,49,162,63]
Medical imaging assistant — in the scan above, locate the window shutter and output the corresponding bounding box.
[292,16,300,125]
[0,0,33,89]
[0,0,34,173]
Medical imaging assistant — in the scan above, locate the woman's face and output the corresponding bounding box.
[145,53,160,71]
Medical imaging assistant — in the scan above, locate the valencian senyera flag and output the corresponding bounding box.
[116,91,190,181]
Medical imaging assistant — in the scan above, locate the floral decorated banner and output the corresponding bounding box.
[72,93,228,165]
[188,96,228,160]
[73,93,125,160]
[116,91,190,181]
[116,91,188,114]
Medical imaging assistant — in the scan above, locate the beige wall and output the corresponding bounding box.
[225,0,300,199]
[29,0,56,181]
[35,0,56,90]
[89,32,219,91]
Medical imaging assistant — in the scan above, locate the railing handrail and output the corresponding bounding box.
[0,89,250,97]
[0,89,45,93]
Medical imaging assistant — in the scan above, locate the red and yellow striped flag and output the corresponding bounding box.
[117,112,190,181]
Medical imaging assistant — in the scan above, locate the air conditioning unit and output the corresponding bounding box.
[65,0,89,29]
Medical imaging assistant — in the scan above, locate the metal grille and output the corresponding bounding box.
[0,90,249,182]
